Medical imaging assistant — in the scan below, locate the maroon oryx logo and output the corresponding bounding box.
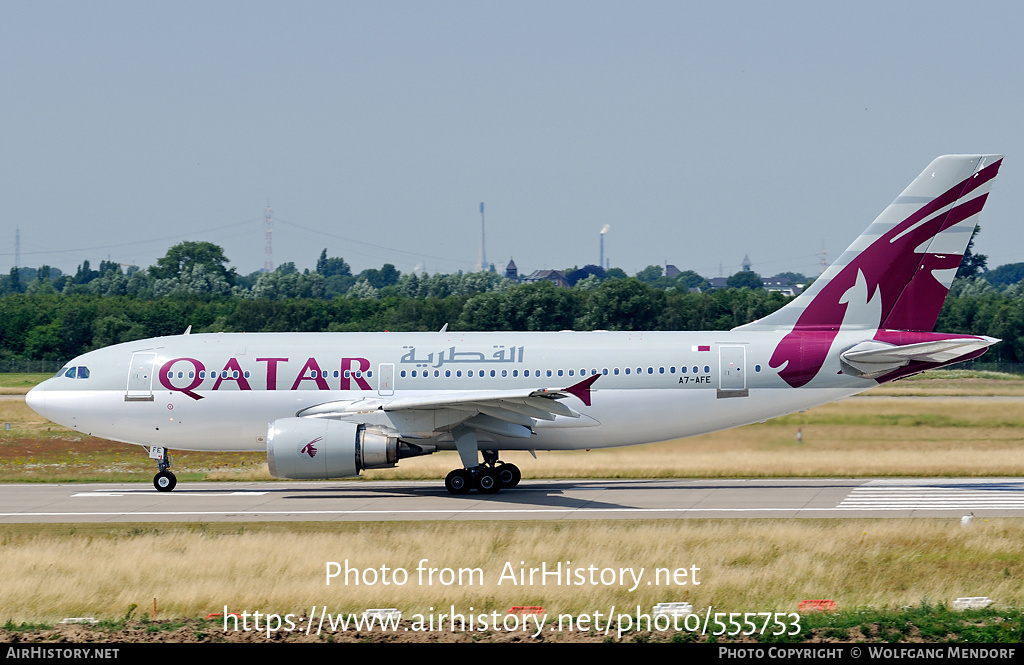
[300,437,322,458]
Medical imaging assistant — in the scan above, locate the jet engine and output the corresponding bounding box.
[267,417,425,480]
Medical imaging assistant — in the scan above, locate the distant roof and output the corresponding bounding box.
[522,269,569,287]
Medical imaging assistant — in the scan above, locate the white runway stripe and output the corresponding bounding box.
[838,480,1024,510]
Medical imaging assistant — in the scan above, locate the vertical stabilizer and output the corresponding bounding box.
[737,154,1002,387]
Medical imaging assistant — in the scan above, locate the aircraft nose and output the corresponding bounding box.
[25,383,46,417]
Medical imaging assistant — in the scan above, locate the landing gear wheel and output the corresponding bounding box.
[497,463,521,489]
[154,470,177,492]
[474,469,501,494]
[445,469,472,495]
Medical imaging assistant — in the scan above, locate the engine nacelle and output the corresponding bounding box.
[267,418,401,480]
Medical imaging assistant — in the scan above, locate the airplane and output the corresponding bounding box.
[26,154,1003,494]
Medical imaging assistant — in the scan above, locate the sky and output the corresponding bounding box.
[2,1,1023,280]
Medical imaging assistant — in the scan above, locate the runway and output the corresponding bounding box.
[3,477,1024,522]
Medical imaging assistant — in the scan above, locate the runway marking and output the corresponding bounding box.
[72,491,270,497]
[838,480,1024,510]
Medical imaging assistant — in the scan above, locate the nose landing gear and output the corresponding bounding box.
[146,446,177,492]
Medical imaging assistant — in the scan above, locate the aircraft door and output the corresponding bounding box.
[378,363,395,396]
[718,345,748,398]
[126,352,157,402]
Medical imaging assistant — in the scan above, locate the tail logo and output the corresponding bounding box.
[770,158,1000,388]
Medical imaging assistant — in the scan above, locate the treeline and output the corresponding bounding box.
[4,240,1024,365]
[0,282,791,361]
[4,281,1024,364]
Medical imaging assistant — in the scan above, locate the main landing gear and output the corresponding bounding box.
[147,446,177,492]
[444,450,521,495]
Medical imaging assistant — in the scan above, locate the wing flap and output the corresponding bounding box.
[295,375,600,436]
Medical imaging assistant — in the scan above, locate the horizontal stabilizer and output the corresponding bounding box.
[840,337,999,378]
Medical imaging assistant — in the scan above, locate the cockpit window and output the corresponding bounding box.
[77,366,90,379]
[63,367,76,378]
[58,366,91,379]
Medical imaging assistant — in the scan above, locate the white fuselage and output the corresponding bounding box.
[27,330,872,453]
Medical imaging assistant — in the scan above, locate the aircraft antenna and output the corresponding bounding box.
[263,201,274,273]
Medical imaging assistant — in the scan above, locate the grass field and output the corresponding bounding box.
[1,519,1022,624]
[0,373,51,395]
[2,370,1022,634]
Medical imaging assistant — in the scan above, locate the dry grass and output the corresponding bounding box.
[1,519,1021,622]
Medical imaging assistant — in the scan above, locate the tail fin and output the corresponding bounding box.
[737,154,1002,387]
[740,154,1001,333]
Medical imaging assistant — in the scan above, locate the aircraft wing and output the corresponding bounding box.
[295,374,600,438]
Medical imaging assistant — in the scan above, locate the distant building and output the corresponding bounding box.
[741,254,752,272]
[762,275,802,296]
[665,264,681,279]
[522,269,569,288]
[505,258,518,281]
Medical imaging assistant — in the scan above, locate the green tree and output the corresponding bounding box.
[575,279,663,330]
[150,241,237,286]
[635,265,664,284]
[358,264,400,289]
[984,262,1024,289]
[675,270,710,291]
[316,249,351,278]
[958,226,987,279]
[726,271,763,290]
